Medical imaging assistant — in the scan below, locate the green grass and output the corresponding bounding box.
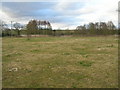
[78,61,94,67]
[2,35,118,88]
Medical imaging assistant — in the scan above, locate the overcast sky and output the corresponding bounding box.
[0,0,119,29]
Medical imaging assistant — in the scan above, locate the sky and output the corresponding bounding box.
[0,0,119,29]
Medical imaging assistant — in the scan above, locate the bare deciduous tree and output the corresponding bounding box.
[13,22,22,36]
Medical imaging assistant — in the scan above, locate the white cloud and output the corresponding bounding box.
[2,0,88,2]
[52,0,118,28]
[1,0,119,29]
[0,9,12,23]
[51,23,68,29]
[74,0,118,26]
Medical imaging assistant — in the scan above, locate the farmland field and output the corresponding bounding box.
[2,35,118,88]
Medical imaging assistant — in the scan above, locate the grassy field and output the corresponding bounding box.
[2,35,118,88]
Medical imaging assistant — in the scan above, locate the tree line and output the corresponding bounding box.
[0,19,119,37]
[1,19,52,37]
[75,21,118,36]
[76,21,116,30]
